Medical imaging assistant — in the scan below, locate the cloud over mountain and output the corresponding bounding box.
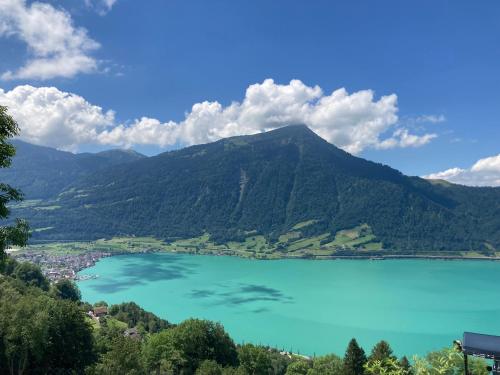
[424,154,500,187]
[0,79,437,154]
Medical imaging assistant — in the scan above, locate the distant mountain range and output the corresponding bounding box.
[3,126,499,255]
[2,140,145,199]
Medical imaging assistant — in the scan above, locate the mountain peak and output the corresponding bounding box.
[221,124,327,148]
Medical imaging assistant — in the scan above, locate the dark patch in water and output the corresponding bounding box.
[239,284,286,298]
[207,283,294,307]
[252,307,269,314]
[89,254,197,294]
[90,278,143,293]
[190,289,215,298]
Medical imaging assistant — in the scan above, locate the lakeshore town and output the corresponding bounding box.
[8,249,112,281]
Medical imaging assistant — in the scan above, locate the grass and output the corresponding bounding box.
[20,222,499,260]
[20,223,386,259]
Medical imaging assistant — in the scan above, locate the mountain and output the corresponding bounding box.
[7,125,500,254]
[0,140,146,199]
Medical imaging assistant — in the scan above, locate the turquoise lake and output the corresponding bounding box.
[77,253,500,357]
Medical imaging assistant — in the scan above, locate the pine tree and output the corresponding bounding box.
[369,340,395,362]
[399,356,413,375]
[343,338,367,375]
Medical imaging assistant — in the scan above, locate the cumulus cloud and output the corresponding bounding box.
[0,79,438,154]
[0,85,114,151]
[424,154,500,187]
[0,0,100,80]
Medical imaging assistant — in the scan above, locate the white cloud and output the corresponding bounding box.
[377,128,437,150]
[0,85,114,151]
[414,114,446,124]
[0,79,438,154]
[424,154,500,187]
[84,0,117,15]
[0,0,100,80]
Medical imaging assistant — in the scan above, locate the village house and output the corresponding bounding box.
[90,306,108,319]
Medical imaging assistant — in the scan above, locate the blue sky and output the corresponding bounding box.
[0,0,499,185]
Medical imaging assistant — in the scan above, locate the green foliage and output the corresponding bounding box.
[0,276,95,374]
[369,341,396,362]
[195,360,224,375]
[50,278,81,301]
[172,319,239,372]
[0,106,29,266]
[399,357,412,375]
[308,354,343,375]
[344,338,367,375]
[108,301,170,333]
[412,347,488,375]
[285,359,311,374]
[142,329,186,374]
[0,139,145,200]
[12,261,49,290]
[364,357,407,375]
[143,319,238,374]
[92,336,145,375]
[238,344,274,374]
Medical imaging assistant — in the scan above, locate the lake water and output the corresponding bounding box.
[77,253,500,357]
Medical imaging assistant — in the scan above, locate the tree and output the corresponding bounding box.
[143,329,186,374]
[364,358,406,375]
[413,347,488,375]
[0,289,48,375]
[343,338,367,375]
[51,278,81,301]
[238,344,273,375]
[399,356,412,375]
[13,261,49,290]
[308,354,343,375]
[369,341,395,362]
[171,319,238,372]
[285,359,311,375]
[0,106,29,266]
[94,336,145,375]
[108,301,170,333]
[0,282,94,375]
[42,298,95,371]
[195,360,223,375]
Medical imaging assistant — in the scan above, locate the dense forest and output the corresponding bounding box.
[0,140,145,199]
[0,257,490,374]
[4,125,499,254]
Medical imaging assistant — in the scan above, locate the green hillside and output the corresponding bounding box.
[0,140,145,199]
[9,125,500,254]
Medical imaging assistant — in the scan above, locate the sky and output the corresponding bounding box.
[0,0,499,186]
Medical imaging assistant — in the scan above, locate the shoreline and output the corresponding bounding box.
[168,250,500,262]
[16,245,500,283]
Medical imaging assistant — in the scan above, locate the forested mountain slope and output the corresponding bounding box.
[0,140,145,199]
[9,125,500,253]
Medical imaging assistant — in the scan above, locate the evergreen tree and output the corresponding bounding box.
[0,106,29,266]
[369,340,395,362]
[343,338,367,375]
[399,356,412,375]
